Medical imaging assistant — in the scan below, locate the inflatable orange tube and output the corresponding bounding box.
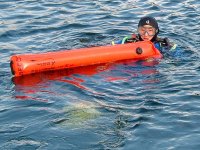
[10,41,162,77]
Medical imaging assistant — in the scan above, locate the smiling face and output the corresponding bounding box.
[138,25,157,41]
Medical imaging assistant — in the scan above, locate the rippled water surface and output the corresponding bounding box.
[1,0,200,149]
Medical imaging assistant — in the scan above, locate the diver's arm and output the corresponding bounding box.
[112,34,139,45]
[162,38,177,51]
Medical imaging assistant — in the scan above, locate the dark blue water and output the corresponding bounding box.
[1,0,200,149]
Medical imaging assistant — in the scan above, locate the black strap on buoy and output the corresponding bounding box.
[10,61,15,75]
[136,47,143,55]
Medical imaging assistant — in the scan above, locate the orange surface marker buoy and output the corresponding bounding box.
[10,41,162,77]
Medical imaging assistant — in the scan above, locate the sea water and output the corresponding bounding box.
[0,0,200,149]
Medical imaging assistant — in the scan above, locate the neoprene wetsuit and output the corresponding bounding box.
[112,34,177,53]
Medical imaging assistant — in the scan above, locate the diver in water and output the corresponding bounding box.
[112,16,177,52]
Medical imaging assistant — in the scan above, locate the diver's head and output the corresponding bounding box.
[137,16,159,42]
